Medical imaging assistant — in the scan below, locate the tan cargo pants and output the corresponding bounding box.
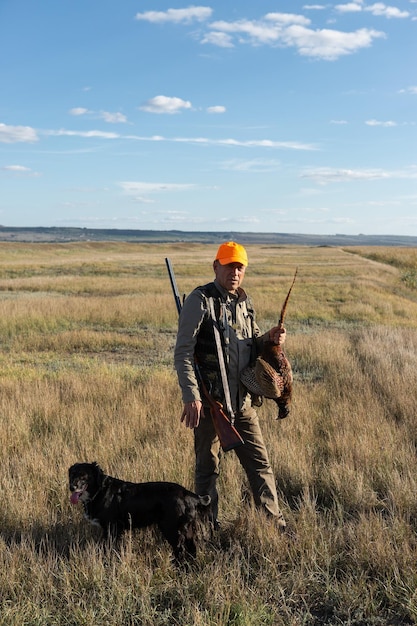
[193,407,285,525]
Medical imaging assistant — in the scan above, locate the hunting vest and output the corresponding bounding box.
[194,282,256,405]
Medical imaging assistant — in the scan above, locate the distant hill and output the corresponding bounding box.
[0,226,416,247]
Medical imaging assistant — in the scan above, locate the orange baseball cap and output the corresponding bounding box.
[215,241,248,266]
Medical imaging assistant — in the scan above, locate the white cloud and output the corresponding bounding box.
[99,111,128,123]
[1,164,40,177]
[265,13,312,26]
[170,136,317,149]
[220,158,281,172]
[208,19,284,45]
[219,215,261,224]
[0,123,38,143]
[119,182,195,194]
[335,2,363,12]
[399,86,417,94]
[335,1,410,16]
[303,5,327,9]
[135,7,212,24]
[49,129,120,139]
[330,119,348,124]
[301,166,417,183]
[204,13,385,60]
[43,127,317,150]
[69,107,89,116]
[365,3,410,18]
[139,95,192,114]
[200,31,234,47]
[282,25,385,60]
[125,197,156,204]
[2,165,31,172]
[70,107,127,123]
[365,119,397,126]
[207,105,226,114]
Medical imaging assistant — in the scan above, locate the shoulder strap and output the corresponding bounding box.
[207,296,236,425]
[245,293,255,319]
[198,281,222,305]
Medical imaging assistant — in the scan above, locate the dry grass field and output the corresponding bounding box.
[1,241,417,625]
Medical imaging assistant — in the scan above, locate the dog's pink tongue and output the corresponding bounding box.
[70,491,81,505]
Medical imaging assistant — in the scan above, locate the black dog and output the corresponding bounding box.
[68,462,211,562]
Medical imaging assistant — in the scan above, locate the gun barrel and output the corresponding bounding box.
[165,257,183,315]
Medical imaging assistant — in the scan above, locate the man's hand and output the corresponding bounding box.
[181,400,203,429]
[269,326,287,345]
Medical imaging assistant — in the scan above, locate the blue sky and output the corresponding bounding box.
[1,1,417,235]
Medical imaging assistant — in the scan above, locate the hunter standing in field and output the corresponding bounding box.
[174,241,287,529]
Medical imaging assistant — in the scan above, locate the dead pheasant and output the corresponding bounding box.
[241,269,297,419]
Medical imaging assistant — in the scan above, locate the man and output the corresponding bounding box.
[174,241,286,529]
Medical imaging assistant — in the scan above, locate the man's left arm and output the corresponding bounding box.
[268,326,286,345]
[254,326,286,352]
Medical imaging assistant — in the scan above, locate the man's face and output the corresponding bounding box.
[213,260,246,293]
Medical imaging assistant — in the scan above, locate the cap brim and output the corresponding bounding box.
[217,256,247,265]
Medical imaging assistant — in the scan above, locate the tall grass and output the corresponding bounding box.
[346,246,417,291]
[1,242,417,625]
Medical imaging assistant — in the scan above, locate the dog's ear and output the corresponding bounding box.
[68,463,80,477]
[198,495,211,507]
[92,462,105,481]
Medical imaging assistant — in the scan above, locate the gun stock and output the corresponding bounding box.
[198,373,244,452]
[166,257,244,452]
[209,400,244,452]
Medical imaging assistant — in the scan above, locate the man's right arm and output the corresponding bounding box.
[180,400,203,429]
[174,290,206,405]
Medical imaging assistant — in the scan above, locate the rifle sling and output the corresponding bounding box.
[207,297,236,425]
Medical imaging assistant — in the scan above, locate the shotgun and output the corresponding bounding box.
[165,257,244,452]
